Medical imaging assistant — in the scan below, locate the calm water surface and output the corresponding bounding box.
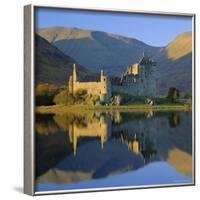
[35,110,193,192]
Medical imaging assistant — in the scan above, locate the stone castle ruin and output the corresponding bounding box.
[69,64,112,102]
[112,53,157,97]
[68,53,157,102]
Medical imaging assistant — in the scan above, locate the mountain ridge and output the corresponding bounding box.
[37,26,161,76]
[36,27,192,96]
[37,26,159,47]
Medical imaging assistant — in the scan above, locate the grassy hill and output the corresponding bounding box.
[166,32,192,60]
[155,32,192,96]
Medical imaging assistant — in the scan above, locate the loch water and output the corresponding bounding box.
[35,110,193,192]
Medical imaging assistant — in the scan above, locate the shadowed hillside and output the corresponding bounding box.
[37,27,161,76]
[155,32,192,96]
[35,34,93,84]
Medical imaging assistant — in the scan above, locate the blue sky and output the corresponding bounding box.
[35,7,192,47]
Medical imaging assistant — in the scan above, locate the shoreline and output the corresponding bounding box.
[35,104,192,114]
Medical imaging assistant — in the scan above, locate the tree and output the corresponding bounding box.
[53,89,75,105]
[35,83,59,96]
[167,87,180,102]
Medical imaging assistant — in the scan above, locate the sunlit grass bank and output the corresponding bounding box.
[36,104,192,114]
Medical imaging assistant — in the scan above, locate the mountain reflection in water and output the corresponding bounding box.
[35,110,193,192]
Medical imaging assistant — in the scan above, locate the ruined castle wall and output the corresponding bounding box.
[75,81,113,102]
[68,65,111,102]
[112,73,143,96]
[141,64,157,97]
[74,81,106,96]
[113,64,157,97]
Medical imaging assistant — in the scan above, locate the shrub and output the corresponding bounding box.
[35,83,59,96]
[112,92,145,105]
[53,89,75,105]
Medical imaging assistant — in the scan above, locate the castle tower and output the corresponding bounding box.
[73,63,77,83]
[138,53,157,97]
[69,64,77,94]
[100,69,104,82]
[100,69,106,101]
[99,69,111,102]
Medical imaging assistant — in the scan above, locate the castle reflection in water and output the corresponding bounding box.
[35,110,192,188]
[68,113,109,156]
[64,111,178,162]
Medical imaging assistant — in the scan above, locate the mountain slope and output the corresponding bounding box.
[166,32,192,60]
[37,27,161,76]
[35,34,92,84]
[36,27,193,96]
[155,32,192,96]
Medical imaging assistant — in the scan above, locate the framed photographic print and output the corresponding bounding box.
[24,4,195,195]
